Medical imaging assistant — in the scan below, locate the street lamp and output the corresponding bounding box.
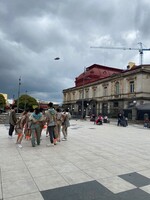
[17,77,21,113]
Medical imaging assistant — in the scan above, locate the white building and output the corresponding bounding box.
[63,64,150,120]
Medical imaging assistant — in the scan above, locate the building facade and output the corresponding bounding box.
[62,64,150,120]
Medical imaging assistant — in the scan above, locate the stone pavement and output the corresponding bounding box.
[0,120,150,200]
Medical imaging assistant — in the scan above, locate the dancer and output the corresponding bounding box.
[45,102,57,146]
[15,110,28,148]
[56,108,62,142]
[8,106,17,138]
[61,109,70,141]
[29,108,44,147]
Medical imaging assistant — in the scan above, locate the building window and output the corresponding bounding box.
[72,92,75,100]
[130,81,134,93]
[93,90,96,97]
[113,102,118,107]
[103,86,107,96]
[79,90,82,99]
[92,87,97,97]
[115,82,119,95]
[67,93,71,101]
[85,90,89,99]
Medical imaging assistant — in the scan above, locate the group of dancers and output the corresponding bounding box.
[8,102,71,148]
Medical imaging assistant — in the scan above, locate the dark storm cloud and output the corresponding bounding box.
[0,0,150,103]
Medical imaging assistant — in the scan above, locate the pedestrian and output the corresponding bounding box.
[39,109,47,137]
[24,111,31,140]
[117,112,123,126]
[29,108,44,147]
[15,110,28,148]
[56,108,62,142]
[8,105,17,138]
[95,113,103,125]
[41,109,49,137]
[61,108,70,141]
[45,102,57,146]
[90,113,96,124]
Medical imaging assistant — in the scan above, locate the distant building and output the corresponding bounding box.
[62,64,150,120]
[38,100,59,110]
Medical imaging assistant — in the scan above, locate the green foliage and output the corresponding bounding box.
[17,94,38,110]
[0,94,6,109]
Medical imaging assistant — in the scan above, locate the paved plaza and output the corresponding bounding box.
[0,119,150,200]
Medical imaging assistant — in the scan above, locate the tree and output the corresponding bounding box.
[16,94,38,111]
[0,94,6,110]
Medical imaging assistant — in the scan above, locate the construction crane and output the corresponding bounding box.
[90,42,150,65]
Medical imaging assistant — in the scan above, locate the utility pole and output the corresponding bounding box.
[17,77,21,113]
[24,90,27,110]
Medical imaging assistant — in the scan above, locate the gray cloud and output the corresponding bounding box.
[0,0,150,103]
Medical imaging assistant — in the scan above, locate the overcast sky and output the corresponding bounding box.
[0,0,150,104]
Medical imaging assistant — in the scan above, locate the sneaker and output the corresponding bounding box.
[18,144,22,148]
[62,138,67,141]
[8,136,12,139]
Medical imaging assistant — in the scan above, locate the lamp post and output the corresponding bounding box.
[17,77,21,113]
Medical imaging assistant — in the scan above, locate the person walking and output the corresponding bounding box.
[38,109,47,138]
[15,110,28,148]
[56,108,62,142]
[29,108,44,147]
[45,102,57,146]
[8,105,17,138]
[117,112,123,126]
[24,111,31,140]
[61,109,70,141]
